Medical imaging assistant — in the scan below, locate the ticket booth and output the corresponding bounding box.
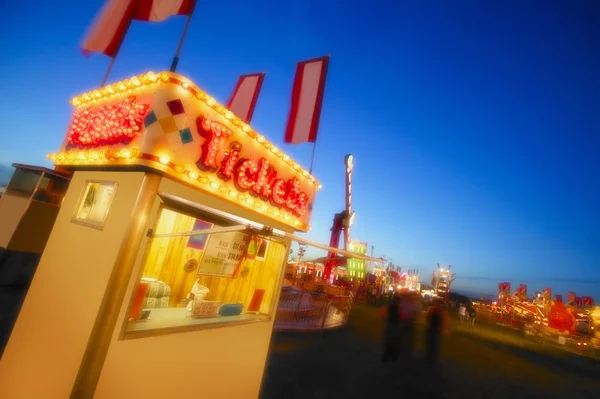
[0,71,320,398]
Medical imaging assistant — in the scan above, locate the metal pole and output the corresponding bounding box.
[309,141,318,175]
[170,13,194,72]
[100,57,116,87]
[150,224,249,238]
[99,17,132,87]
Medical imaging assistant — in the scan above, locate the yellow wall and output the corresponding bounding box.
[95,176,292,399]
[0,195,29,248]
[141,207,287,312]
[0,171,147,399]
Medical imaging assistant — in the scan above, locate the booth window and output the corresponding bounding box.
[125,206,287,335]
[72,181,118,229]
[5,168,41,198]
[33,174,70,206]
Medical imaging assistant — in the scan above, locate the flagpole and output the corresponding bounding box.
[100,57,116,87]
[170,10,195,72]
[99,16,133,87]
[309,140,318,175]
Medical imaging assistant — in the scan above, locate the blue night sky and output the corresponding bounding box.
[0,1,598,299]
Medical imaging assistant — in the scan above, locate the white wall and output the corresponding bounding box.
[95,321,276,399]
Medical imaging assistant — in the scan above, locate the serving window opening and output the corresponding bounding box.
[125,205,288,336]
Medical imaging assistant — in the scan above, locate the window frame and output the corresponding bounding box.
[71,180,119,230]
[122,195,291,340]
[31,172,70,206]
[5,168,42,199]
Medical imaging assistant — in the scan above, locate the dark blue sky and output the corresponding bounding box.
[1,1,598,299]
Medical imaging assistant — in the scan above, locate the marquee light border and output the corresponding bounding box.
[47,71,325,232]
[67,71,320,187]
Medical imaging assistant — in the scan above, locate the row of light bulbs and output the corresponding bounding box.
[69,71,320,188]
[47,148,309,231]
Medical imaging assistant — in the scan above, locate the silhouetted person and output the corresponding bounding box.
[380,294,402,362]
[469,305,476,327]
[458,303,466,325]
[425,299,447,365]
[402,291,421,358]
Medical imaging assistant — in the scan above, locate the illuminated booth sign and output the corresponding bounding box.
[49,71,319,231]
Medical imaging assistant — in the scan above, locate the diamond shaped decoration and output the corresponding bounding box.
[179,127,193,144]
[158,116,178,133]
[144,110,158,127]
[167,99,185,115]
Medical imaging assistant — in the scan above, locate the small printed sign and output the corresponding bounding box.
[197,231,247,277]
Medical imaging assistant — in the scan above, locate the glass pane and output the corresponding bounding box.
[126,208,287,334]
[73,182,117,227]
[5,168,42,198]
[33,175,70,206]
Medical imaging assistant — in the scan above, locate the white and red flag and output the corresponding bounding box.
[226,73,265,124]
[284,55,330,144]
[82,0,196,57]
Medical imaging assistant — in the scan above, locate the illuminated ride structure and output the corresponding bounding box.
[432,264,454,300]
[495,283,599,352]
[498,283,545,325]
[323,154,355,281]
[274,154,382,332]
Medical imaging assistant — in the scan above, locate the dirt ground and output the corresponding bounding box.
[260,302,600,399]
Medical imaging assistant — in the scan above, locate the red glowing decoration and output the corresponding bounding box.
[196,117,311,218]
[234,159,259,190]
[218,142,241,181]
[548,300,576,334]
[67,96,150,148]
[251,159,274,199]
[197,117,231,171]
[270,179,287,207]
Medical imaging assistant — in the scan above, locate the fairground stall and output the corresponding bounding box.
[0,71,322,399]
[0,164,71,355]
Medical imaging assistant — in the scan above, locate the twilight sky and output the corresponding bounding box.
[0,1,598,299]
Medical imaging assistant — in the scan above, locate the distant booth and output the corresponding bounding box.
[0,164,71,356]
[0,72,339,398]
[0,164,70,258]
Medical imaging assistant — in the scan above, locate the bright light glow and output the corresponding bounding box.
[60,71,322,231]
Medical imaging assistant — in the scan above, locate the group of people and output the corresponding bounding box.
[458,302,476,326]
[380,292,448,364]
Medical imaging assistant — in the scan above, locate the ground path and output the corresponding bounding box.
[260,302,600,399]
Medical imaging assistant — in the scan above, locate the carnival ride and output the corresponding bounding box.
[494,282,599,353]
[323,154,355,281]
[274,154,367,331]
[432,264,454,299]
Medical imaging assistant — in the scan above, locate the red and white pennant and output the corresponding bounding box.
[82,0,196,57]
[227,73,265,124]
[284,56,330,145]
